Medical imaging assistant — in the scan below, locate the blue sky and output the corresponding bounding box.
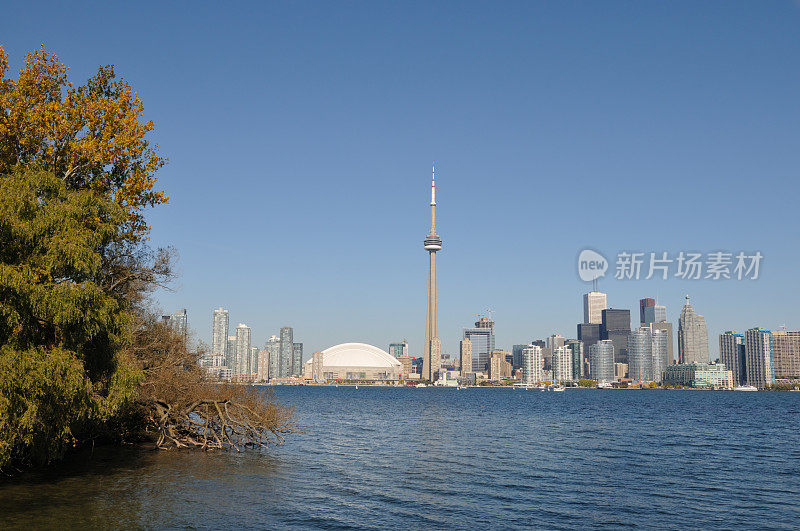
[3,1,799,359]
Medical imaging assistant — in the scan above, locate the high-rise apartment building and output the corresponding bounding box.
[565,340,583,380]
[249,346,259,375]
[292,343,304,376]
[522,345,543,384]
[212,307,229,358]
[257,349,270,381]
[719,332,747,387]
[590,340,615,383]
[511,344,528,369]
[163,308,188,341]
[265,335,280,380]
[278,326,294,377]
[552,346,573,383]
[600,308,631,364]
[771,330,800,380]
[678,295,709,364]
[488,350,511,380]
[745,328,774,389]
[650,321,674,366]
[463,316,495,373]
[235,324,251,375]
[628,326,653,382]
[584,291,607,324]
[226,336,236,371]
[651,328,668,382]
[460,338,473,373]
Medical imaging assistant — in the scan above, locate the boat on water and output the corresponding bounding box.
[733,385,758,391]
[552,386,566,392]
[415,383,427,388]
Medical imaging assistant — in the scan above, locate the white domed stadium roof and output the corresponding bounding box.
[306,343,401,368]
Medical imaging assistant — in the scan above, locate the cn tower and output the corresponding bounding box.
[422,163,442,382]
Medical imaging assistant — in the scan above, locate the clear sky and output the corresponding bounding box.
[3,1,799,359]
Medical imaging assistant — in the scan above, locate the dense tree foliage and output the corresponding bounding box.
[0,46,293,473]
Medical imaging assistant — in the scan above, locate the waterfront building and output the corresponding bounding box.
[279,326,294,377]
[235,324,251,375]
[584,291,607,324]
[552,346,573,383]
[614,363,628,380]
[226,336,236,371]
[522,345,543,384]
[678,295,709,364]
[388,340,409,357]
[544,334,565,370]
[463,316,495,373]
[512,344,527,369]
[577,323,600,354]
[257,349,270,381]
[265,335,280,380]
[565,340,583,379]
[212,307,229,358]
[423,164,443,382]
[460,338,473,373]
[662,363,733,389]
[250,346,259,375]
[719,332,747,387]
[651,328,668,382]
[396,355,414,379]
[310,350,324,382]
[771,330,800,380]
[293,342,303,376]
[302,343,402,381]
[650,321,674,366]
[600,308,630,364]
[628,326,653,382]
[589,340,615,383]
[745,328,774,389]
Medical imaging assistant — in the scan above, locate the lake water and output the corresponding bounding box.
[1,387,799,529]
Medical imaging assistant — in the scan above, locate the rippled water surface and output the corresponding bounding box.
[1,387,799,529]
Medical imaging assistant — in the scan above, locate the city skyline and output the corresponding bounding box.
[19,2,794,358]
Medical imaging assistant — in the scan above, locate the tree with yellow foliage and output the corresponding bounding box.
[0,46,294,473]
[0,45,166,240]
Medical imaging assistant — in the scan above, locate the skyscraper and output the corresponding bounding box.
[552,346,573,383]
[651,328,668,382]
[678,295,709,364]
[212,307,229,358]
[164,308,188,342]
[600,308,630,364]
[745,328,774,389]
[226,335,236,371]
[249,346,259,375]
[577,323,601,354]
[650,321,674,366]
[257,349,270,381]
[279,326,293,377]
[463,316,495,373]
[292,342,303,376]
[590,340,615,383]
[460,338,473,373]
[423,164,443,382]
[511,344,527,369]
[522,345,543,384]
[565,339,584,380]
[235,323,251,375]
[771,330,800,380]
[628,326,653,382]
[265,335,280,380]
[545,334,566,371]
[639,298,655,324]
[719,331,746,387]
[583,291,607,324]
